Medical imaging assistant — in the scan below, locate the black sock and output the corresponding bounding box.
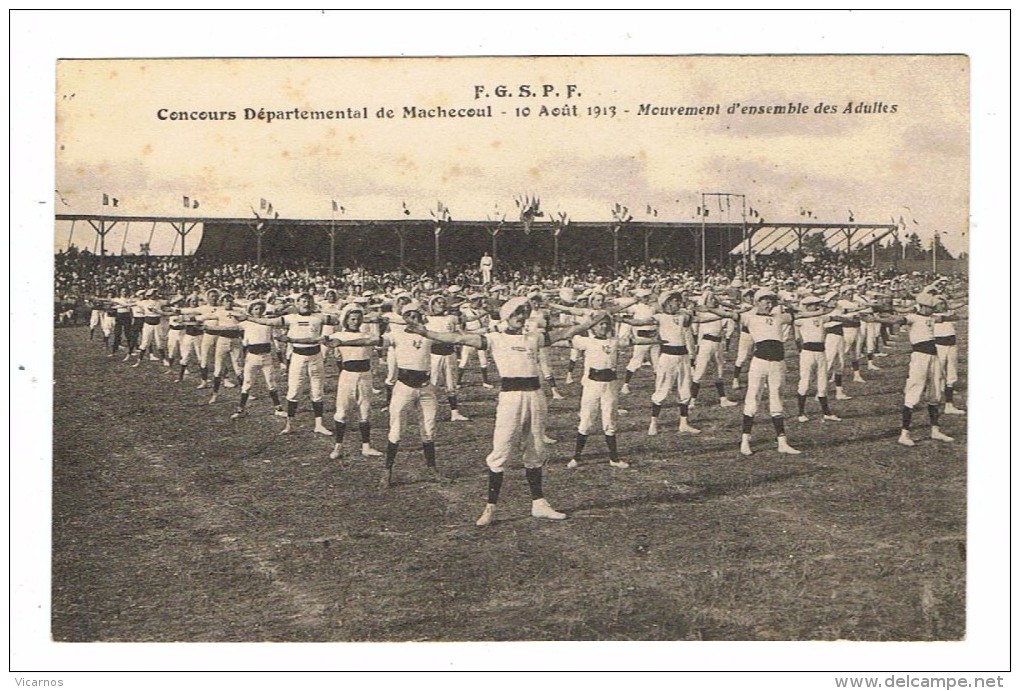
[269,390,281,407]
[423,441,436,467]
[928,404,939,427]
[715,381,725,398]
[651,403,662,418]
[178,365,186,380]
[200,366,208,381]
[448,394,458,412]
[481,369,490,384]
[239,392,249,409]
[945,386,954,403]
[797,394,806,416]
[679,403,689,419]
[852,360,860,372]
[487,470,504,504]
[547,376,558,389]
[605,434,618,461]
[902,406,912,431]
[213,376,221,393]
[624,369,634,384]
[772,415,785,437]
[312,401,324,419]
[385,441,399,467]
[287,399,298,417]
[835,374,843,387]
[573,433,587,459]
[819,396,831,415]
[568,359,578,375]
[690,381,701,400]
[525,467,543,500]
[359,421,370,443]
[742,415,754,435]
[334,421,346,443]
[734,365,742,379]
[386,385,393,406]
[456,369,464,386]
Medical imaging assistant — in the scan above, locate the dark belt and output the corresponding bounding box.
[912,341,937,355]
[342,359,371,372]
[430,343,455,356]
[292,345,321,356]
[143,316,162,325]
[754,340,785,362]
[801,342,824,352]
[701,334,721,342]
[845,321,861,329]
[661,344,688,356]
[245,343,272,355]
[397,368,430,388]
[500,377,541,392]
[184,326,203,336]
[587,368,616,382]
[169,324,185,331]
[826,326,844,336]
[935,335,957,346]
[207,329,241,338]
[636,329,656,338]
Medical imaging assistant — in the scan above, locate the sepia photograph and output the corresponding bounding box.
[12,10,1010,680]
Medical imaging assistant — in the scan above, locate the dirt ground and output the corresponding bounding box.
[52,325,966,642]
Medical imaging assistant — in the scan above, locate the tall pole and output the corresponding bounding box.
[932,232,938,274]
[613,225,619,273]
[329,219,336,274]
[700,192,706,280]
[554,233,559,269]
[740,196,748,281]
[434,226,441,274]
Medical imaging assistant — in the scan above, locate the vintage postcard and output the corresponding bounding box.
[14,14,1006,677]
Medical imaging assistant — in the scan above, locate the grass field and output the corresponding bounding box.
[51,325,966,643]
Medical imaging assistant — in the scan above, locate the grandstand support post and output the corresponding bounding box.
[643,226,651,264]
[67,219,75,249]
[612,224,620,273]
[434,226,441,274]
[871,241,876,268]
[328,222,337,275]
[553,233,559,269]
[740,197,748,281]
[700,193,707,280]
[120,221,130,255]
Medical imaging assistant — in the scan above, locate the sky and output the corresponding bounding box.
[54,53,969,256]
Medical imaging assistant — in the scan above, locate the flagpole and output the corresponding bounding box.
[700,192,706,280]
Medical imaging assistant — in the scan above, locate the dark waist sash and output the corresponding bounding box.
[169,324,185,331]
[342,359,371,372]
[105,309,118,317]
[661,344,689,356]
[754,340,785,362]
[912,341,937,355]
[844,320,861,329]
[802,342,824,352]
[397,368,430,388]
[430,343,456,356]
[500,376,541,392]
[636,329,656,338]
[143,316,162,325]
[245,343,272,355]
[184,325,204,336]
[701,334,721,342]
[292,344,321,356]
[207,328,241,338]
[587,368,616,382]
[826,325,844,336]
[935,335,957,346]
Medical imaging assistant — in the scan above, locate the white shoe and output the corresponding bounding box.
[131,360,141,368]
[740,440,753,456]
[542,435,557,445]
[279,425,293,435]
[329,445,345,460]
[123,353,132,361]
[476,504,496,527]
[897,431,915,447]
[531,498,566,521]
[719,398,738,408]
[451,411,471,422]
[313,425,332,436]
[481,382,494,389]
[688,399,697,410]
[875,352,889,358]
[609,460,630,469]
[208,393,218,404]
[867,364,881,371]
[565,372,574,385]
[853,374,866,384]
[551,389,565,400]
[162,359,171,367]
[372,388,382,395]
[777,439,801,455]
[149,354,159,361]
[931,428,954,442]
[361,445,383,457]
[836,390,852,400]
[620,383,631,395]
[223,379,237,388]
[943,403,966,415]
[797,415,810,423]
[678,422,701,434]
[823,414,842,422]
[230,409,245,419]
[196,380,209,390]
[647,420,658,436]
[566,458,579,469]
[274,409,288,418]
[731,378,741,390]
[380,406,389,414]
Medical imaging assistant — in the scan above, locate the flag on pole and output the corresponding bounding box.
[112,198,120,207]
[402,201,410,216]
[102,193,110,206]
[267,203,273,214]
[183,196,190,208]
[332,200,338,212]
[192,199,199,209]
[260,198,267,210]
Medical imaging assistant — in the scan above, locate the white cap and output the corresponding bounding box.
[499,296,530,322]
[754,287,778,302]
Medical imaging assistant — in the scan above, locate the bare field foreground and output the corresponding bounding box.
[52,325,966,643]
